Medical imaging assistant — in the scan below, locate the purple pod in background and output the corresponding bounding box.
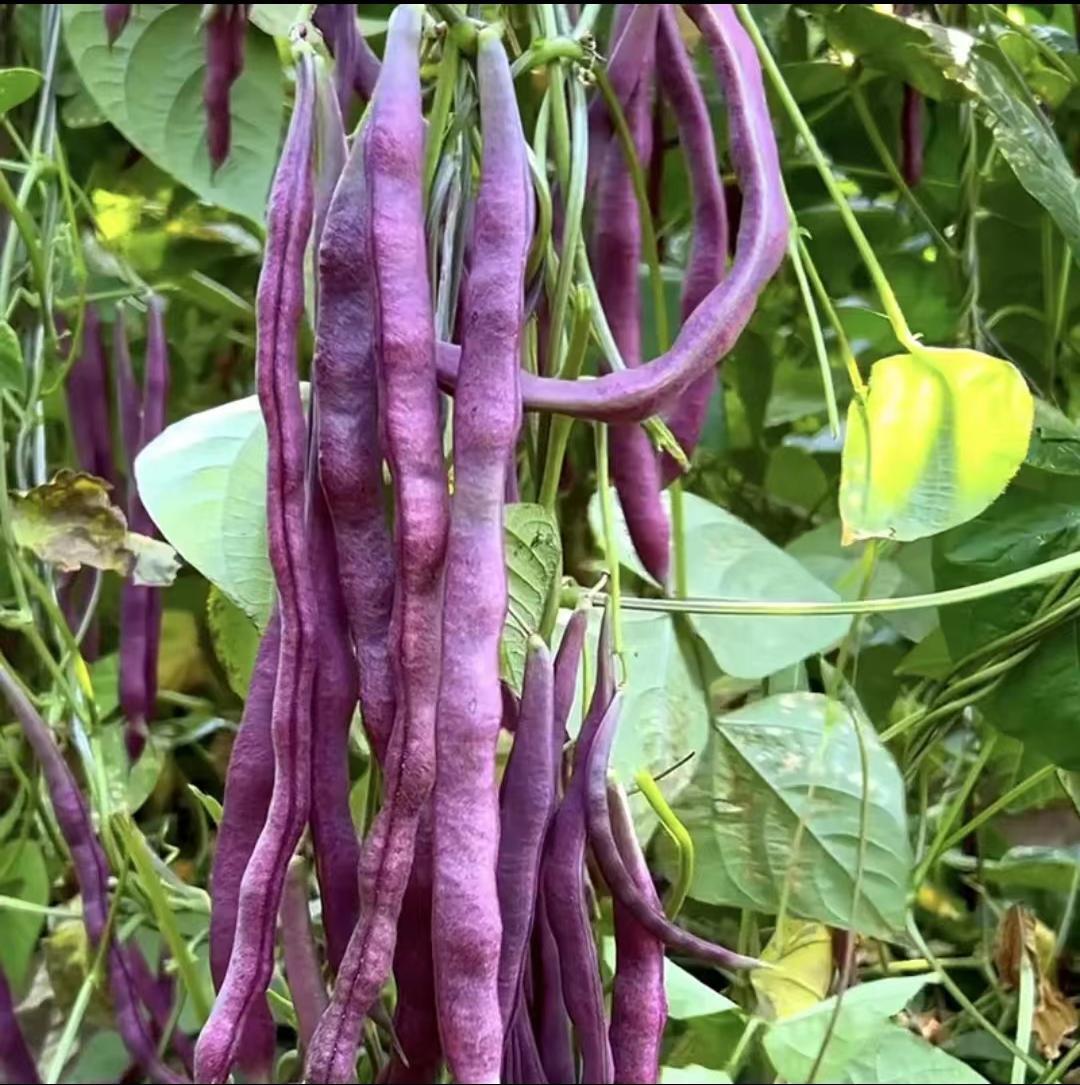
[0,967,39,1084]
[203,4,251,171]
[656,6,728,485]
[530,891,575,1085]
[552,607,587,749]
[313,4,381,114]
[607,782,665,1084]
[900,84,924,187]
[281,856,328,1050]
[66,305,115,486]
[104,4,132,45]
[127,943,196,1074]
[593,23,670,585]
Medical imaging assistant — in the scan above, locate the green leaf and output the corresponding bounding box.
[98,724,166,813]
[249,4,304,37]
[590,490,849,678]
[660,693,911,939]
[0,840,48,987]
[0,68,41,114]
[10,470,180,586]
[562,610,710,837]
[502,503,562,693]
[0,320,24,394]
[840,348,1033,543]
[62,5,283,223]
[207,585,261,698]
[661,1068,733,1084]
[752,919,833,1021]
[765,977,986,1083]
[1027,401,1080,476]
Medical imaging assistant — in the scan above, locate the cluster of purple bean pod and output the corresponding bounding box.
[24,4,788,1083]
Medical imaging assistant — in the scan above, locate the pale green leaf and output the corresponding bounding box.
[659,693,912,939]
[0,840,48,986]
[0,68,41,114]
[590,490,849,678]
[661,1067,732,1084]
[206,585,261,698]
[840,348,1033,543]
[0,320,24,394]
[62,5,283,223]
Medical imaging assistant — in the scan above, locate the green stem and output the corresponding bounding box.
[432,3,477,52]
[540,6,572,189]
[671,482,688,599]
[634,769,693,919]
[424,37,460,205]
[849,81,956,258]
[735,4,920,353]
[798,234,862,393]
[510,36,585,76]
[539,290,592,510]
[573,4,602,38]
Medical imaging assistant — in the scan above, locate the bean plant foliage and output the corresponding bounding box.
[1,3,1080,1084]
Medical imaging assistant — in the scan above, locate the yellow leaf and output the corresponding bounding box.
[751,918,832,1020]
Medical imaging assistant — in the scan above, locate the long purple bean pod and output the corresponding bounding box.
[530,890,575,1085]
[506,1003,548,1085]
[314,62,348,257]
[313,5,382,113]
[540,611,616,1084]
[281,856,329,1050]
[0,966,39,1084]
[379,815,442,1085]
[657,5,728,484]
[0,661,186,1084]
[104,4,132,45]
[305,10,447,1080]
[496,636,557,1025]
[120,298,169,761]
[431,27,531,1084]
[308,481,362,972]
[127,943,197,1074]
[583,688,759,972]
[433,5,787,422]
[65,305,115,486]
[195,51,319,1084]
[207,615,279,1081]
[594,22,669,585]
[203,4,250,171]
[607,781,666,1084]
[315,115,395,767]
[553,608,588,746]
[900,84,924,187]
[112,310,142,482]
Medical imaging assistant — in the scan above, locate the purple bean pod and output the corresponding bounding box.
[127,942,197,1074]
[314,62,349,257]
[104,4,133,45]
[496,636,557,1025]
[112,310,142,482]
[0,966,39,1084]
[0,663,187,1084]
[207,615,280,1081]
[313,5,382,113]
[504,1002,548,1085]
[607,781,666,1084]
[282,856,329,1050]
[195,52,319,1084]
[379,814,442,1085]
[315,115,395,767]
[553,607,588,747]
[305,10,447,1080]
[539,611,616,1084]
[900,84,924,187]
[308,481,362,972]
[432,28,531,1084]
[530,890,576,1085]
[656,5,728,484]
[594,23,670,585]
[65,305,115,486]
[583,688,760,972]
[203,4,251,172]
[434,4,788,423]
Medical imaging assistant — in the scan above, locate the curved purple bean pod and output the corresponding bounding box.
[127,943,196,1074]
[313,5,382,113]
[583,691,760,972]
[305,10,447,1080]
[553,608,588,746]
[432,28,531,1084]
[656,5,728,484]
[65,305,115,486]
[607,781,666,1084]
[505,1003,547,1085]
[207,615,279,1081]
[203,4,251,171]
[308,482,362,972]
[434,4,788,423]
[530,891,575,1085]
[195,52,319,1084]
[379,815,442,1085]
[0,662,187,1084]
[315,117,395,767]
[104,4,132,45]
[539,611,616,1084]
[496,636,557,1026]
[0,967,39,1084]
[594,23,670,585]
[282,856,329,1050]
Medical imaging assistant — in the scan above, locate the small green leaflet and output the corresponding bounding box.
[0,321,24,394]
[840,348,1033,543]
[0,68,41,114]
